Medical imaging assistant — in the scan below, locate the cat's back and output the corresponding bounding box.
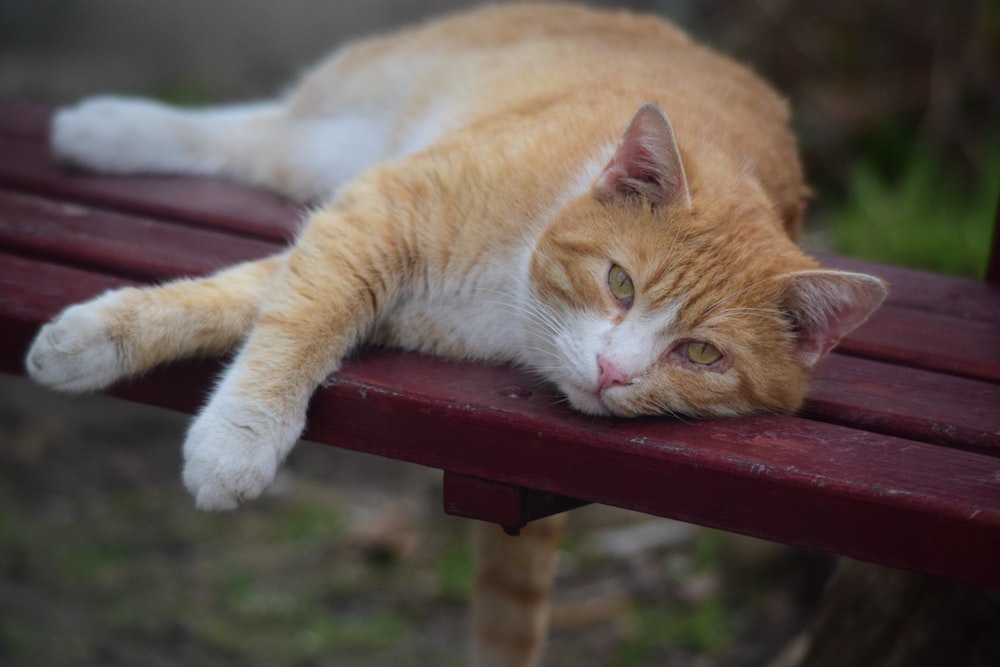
[293,3,805,234]
[399,2,693,53]
[298,3,761,120]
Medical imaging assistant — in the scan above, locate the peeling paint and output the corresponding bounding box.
[931,422,958,437]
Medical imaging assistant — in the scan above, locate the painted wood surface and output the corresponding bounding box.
[1,98,998,587]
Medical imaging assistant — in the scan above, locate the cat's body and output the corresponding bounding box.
[25,4,885,665]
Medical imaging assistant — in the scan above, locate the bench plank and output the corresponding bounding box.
[0,252,134,375]
[0,97,51,141]
[0,189,278,280]
[836,304,1000,383]
[0,136,299,242]
[805,355,1000,453]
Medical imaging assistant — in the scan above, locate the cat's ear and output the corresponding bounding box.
[779,270,888,367]
[595,102,691,208]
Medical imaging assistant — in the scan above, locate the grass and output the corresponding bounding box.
[616,599,732,667]
[827,138,999,278]
[612,531,735,666]
[436,533,475,601]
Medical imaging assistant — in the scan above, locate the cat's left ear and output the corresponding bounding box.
[595,102,692,208]
[779,270,888,367]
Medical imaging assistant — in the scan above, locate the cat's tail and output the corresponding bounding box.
[471,514,566,667]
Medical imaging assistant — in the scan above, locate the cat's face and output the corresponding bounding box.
[531,196,811,418]
[525,103,885,419]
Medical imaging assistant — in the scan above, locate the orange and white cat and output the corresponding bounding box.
[25,4,885,665]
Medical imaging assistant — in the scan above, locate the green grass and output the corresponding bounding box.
[612,530,735,666]
[828,139,999,278]
[435,531,475,601]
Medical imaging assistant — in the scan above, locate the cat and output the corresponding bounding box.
[24,4,886,665]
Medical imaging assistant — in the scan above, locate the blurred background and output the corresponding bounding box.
[1,1,997,666]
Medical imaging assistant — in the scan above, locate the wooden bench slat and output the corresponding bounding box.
[0,252,135,374]
[0,189,279,280]
[0,251,133,321]
[0,136,299,242]
[837,304,1000,383]
[0,97,50,141]
[807,355,1000,453]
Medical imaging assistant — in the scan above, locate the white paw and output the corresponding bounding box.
[25,292,131,392]
[182,394,304,511]
[51,96,205,174]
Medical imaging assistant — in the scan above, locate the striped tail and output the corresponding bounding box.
[471,513,566,667]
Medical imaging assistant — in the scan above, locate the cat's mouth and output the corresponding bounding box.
[560,381,625,418]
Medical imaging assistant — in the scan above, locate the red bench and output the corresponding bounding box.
[2,97,999,588]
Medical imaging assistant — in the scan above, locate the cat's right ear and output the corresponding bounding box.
[779,270,888,367]
[595,102,692,208]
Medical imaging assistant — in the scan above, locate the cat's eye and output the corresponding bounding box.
[608,264,634,306]
[686,341,722,365]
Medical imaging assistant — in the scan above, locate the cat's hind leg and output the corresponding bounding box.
[51,96,390,202]
[52,98,273,180]
[26,255,283,392]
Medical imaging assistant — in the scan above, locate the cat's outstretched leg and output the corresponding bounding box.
[52,98,277,181]
[26,255,283,392]
[51,96,390,201]
[180,198,413,510]
[471,515,566,667]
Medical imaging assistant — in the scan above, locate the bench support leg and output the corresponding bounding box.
[442,471,589,535]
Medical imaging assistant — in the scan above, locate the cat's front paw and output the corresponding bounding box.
[182,397,301,511]
[25,292,130,392]
[51,96,196,174]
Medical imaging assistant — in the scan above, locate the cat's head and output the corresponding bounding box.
[529,103,886,418]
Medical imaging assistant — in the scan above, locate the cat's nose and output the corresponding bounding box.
[597,356,631,393]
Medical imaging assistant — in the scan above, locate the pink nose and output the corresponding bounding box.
[597,357,630,393]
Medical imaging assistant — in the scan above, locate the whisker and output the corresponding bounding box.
[651,399,693,424]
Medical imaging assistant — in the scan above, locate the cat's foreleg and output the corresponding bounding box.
[26,255,283,392]
[181,202,412,509]
[472,515,566,667]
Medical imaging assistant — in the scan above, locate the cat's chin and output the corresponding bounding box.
[560,383,620,418]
